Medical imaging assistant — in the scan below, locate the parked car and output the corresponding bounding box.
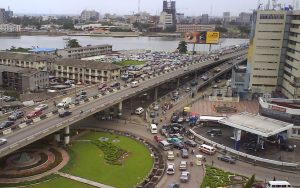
[206,129,222,136]
[34,104,48,111]
[191,80,198,86]
[185,87,191,92]
[76,90,87,96]
[180,171,190,183]
[26,109,42,119]
[150,112,156,118]
[8,111,24,121]
[181,148,189,158]
[0,138,7,146]
[154,135,163,142]
[179,161,188,171]
[0,121,14,130]
[173,141,185,150]
[170,115,179,123]
[184,139,197,147]
[166,163,175,175]
[76,94,87,101]
[153,105,160,111]
[167,183,180,188]
[110,82,120,88]
[98,83,107,90]
[177,117,184,123]
[217,155,236,164]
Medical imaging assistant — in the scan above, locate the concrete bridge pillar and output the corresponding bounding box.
[154,87,158,101]
[118,101,122,117]
[64,126,70,145]
[54,133,61,143]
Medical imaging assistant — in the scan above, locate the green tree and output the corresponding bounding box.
[177,41,188,54]
[66,39,81,48]
[216,26,228,33]
[243,174,255,188]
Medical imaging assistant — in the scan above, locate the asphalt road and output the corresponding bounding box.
[0,49,247,158]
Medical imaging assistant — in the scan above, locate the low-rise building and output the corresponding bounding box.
[54,59,121,84]
[57,45,112,59]
[0,52,56,71]
[0,24,20,32]
[176,24,215,33]
[0,65,49,92]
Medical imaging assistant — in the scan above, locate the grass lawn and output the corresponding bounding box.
[115,60,145,66]
[27,177,94,188]
[62,132,153,188]
[200,165,247,188]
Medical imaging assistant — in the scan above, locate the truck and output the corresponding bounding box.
[57,97,72,108]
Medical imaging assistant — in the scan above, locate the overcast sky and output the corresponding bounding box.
[0,0,296,16]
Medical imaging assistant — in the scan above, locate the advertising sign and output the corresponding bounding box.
[206,32,220,44]
[185,31,220,44]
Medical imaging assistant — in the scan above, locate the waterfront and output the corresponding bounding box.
[0,36,248,52]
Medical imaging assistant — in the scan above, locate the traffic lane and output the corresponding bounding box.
[0,51,247,147]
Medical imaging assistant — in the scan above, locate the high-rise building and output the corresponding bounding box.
[80,10,99,22]
[247,9,300,99]
[201,14,209,25]
[5,7,13,20]
[0,8,6,24]
[238,12,252,25]
[160,0,176,27]
[223,12,231,24]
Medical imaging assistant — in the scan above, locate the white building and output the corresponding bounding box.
[0,23,20,32]
[80,10,99,21]
[160,12,173,29]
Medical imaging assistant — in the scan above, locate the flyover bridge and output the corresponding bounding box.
[0,49,247,158]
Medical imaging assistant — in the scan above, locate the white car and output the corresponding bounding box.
[166,163,175,175]
[153,105,159,111]
[167,151,175,160]
[34,104,48,111]
[179,161,187,171]
[0,138,7,146]
[180,171,190,183]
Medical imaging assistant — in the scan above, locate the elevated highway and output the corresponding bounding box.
[0,49,247,158]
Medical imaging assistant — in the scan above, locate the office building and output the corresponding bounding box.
[160,0,176,28]
[0,24,20,32]
[0,52,56,71]
[80,10,99,22]
[238,12,252,25]
[176,13,184,24]
[160,12,173,29]
[0,65,49,92]
[231,64,248,99]
[223,12,231,24]
[56,45,112,59]
[176,24,215,33]
[0,8,6,24]
[201,14,209,25]
[5,7,13,20]
[54,60,121,84]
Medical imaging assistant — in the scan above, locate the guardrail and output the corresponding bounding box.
[189,129,299,168]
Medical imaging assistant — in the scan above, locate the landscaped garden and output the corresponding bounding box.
[201,165,248,188]
[62,132,153,188]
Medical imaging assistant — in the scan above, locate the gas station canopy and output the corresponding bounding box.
[218,112,294,138]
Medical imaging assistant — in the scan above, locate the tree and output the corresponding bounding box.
[177,41,187,54]
[216,26,228,33]
[243,174,255,188]
[66,39,81,48]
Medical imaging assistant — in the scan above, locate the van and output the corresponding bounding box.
[135,107,144,115]
[57,97,72,108]
[150,124,158,134]
[159,140,172,151]
[199,144,216,155]
[131,81,139,88]
[266,181,293,188]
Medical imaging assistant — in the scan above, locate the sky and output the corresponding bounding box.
[0,0,296,16]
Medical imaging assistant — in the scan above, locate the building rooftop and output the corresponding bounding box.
[218,112,293,137]
[55,59,121,70]
[61,44,112,51]
[0,51,55,62]
[0,65,43,76]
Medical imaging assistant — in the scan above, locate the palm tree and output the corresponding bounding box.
[243,174,255,188]
[177,41,187,54]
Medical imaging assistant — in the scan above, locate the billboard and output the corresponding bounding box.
[185,31,220,44]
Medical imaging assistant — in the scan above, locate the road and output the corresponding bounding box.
[0,49,247,158]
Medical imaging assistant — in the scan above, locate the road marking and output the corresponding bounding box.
[88,97,94,101]
[97,94,102,97]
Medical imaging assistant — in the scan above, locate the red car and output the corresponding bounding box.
[98,83,107,90]
[26,109,43,119]
[154,135,163,142]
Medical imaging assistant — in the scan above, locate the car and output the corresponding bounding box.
[0,138,7,146]
[185,87,191,92]
[217,155,236,164]
[167,183,180,188]
[180,171,190,183]
[8,110,24,121]
[184,139,197,147]
[3,96,16,102]
[170,115,179,123]
[206,129,222,136]
[150,112,156,118]
[0,121,14,130]
[177,117,184,123]
[173,141,185,150]
[181,148,189,158]
[154,135,163,142]
[26,109,43,119]
[167,137,181,144]
[185,116,190,122]
[153,105,159,111]
[169,133,184,140]
[34,104,48,111]
[212,85,218,89]
[58,110,72,117]
[171,95,179,101]
[191,80,198,86]
[167,151,175,160]
[110,82,120,88]
[98,83,107,90]
[76,94,87,101]
[179,161,188,171]
[201,75,208,81]
[166,163,175,175]
[76,90,87,96]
